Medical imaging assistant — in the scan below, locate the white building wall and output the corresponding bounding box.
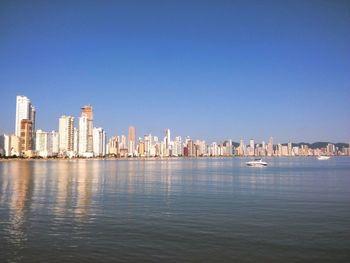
[0,134,11,156]
[15,96,31,136]
[73,127,79,154]
[35,130,49,157]
[51,131,59,155]
[79,116,88,155]
[93,127,106,157]
[58,116,74,153]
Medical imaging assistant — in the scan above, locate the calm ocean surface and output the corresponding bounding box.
[0,158,350,262]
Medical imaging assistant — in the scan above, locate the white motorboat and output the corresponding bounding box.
[317,155,330,160]
[246,159,268,167]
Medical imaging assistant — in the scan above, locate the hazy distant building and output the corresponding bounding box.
[237,139,245,156]
[138,140,145,157]
[187,140,194,157]
[164,129,171,156]
[128,126,136,155]
[108,136,119,156]
[267,137,274,156]
[51,131,59,156]
[249,139,255,156]
[173,136,182,156]
[119,135,127,155]
[128,126,136,142]
[281,145,289,156]
[327,143,335,155]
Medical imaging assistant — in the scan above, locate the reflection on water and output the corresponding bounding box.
[0,158,350,262]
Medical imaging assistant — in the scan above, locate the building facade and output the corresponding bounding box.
[58,115,74,155]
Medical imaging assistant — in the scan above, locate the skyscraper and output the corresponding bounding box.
[81,105,93,153]
[93,127,106,157]
[128,126,136,142]
[35,130,49,157]
[165,129,171,148]
[249,139,255,156]
[165,128,171,156]
[15,95,35,137]
[58,115,74,154]
[10,135,21,156]
[128,126,136,155]
[78,115,88,155]
[73,127,79,154]
[267,137,273,156]
[51,131,59,156]
[0,134,11,156]
[20,119,33,154]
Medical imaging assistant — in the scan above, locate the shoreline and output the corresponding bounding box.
[1,155,349,162]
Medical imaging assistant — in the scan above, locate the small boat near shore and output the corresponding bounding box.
[246,159,268,167]
[317,155,330,160]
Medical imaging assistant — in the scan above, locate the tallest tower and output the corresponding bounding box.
[79,105,93,155]
[15,95,35,137]
[128,126,136,155]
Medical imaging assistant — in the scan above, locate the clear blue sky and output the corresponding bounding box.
[1,0,349,143]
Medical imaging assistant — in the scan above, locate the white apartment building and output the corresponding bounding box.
[58,115,74,154]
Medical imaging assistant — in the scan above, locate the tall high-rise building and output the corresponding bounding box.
[51,131,59,156]
[165,129,171,148]
[288,142,292,156]
[249,139,255,156]
[267,137,274,156]
[187,140,194,157]
[15,95,35,137]
[20,119,33,154]
[249,139,255,149]
[58,115,74,154]
[93,127,106,157]
[128,126,136,142]
[0,134,11,156]
[73,127,79,154]
[174,136,182,156]
[78,115,88,155]
[238,139,245,156]
[120,135,127,150]
[107,136,119,156]
[10,135,21,156]
[128,126,136,155]
[35,130,49,157]
[164,128,171,156]
[30,105,36,134]
[81,105,93,152]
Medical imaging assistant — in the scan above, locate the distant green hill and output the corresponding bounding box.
[232,142,240,148]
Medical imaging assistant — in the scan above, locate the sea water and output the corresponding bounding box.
[0,157,349,262]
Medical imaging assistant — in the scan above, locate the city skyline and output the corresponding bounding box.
[0,94,349,159]
[1,1,349,142]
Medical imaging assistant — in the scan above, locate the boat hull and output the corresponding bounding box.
[246,161,268,167]
[317,156,330,160]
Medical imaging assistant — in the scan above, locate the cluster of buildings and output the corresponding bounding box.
[235,138,350,157]
[0,95,349,158]
[0,96,106,158]
[107,130,233,158]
